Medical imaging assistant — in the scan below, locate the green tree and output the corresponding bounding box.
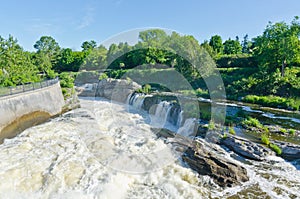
[253,17,300,76]
[55,48,85,72]
[138,29,168,47]
[223,38,242,54]
[0,35,39,86]
[33,36,60,70]
[201,40,217,58]
[81,45,107,70]
[242,34,252,54]
[81,40,97,52]
[209,35,223,54]
[34,36,60,55]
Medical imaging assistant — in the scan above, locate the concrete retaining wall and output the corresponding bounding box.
[0,82,64,140]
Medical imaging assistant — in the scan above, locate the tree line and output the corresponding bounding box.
[0,17,299,97]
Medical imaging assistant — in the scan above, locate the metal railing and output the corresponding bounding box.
[0,77,59,97]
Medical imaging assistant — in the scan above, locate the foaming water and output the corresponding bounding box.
[0,97,299,198]
[0,98,212,198]
[177,118,197,137]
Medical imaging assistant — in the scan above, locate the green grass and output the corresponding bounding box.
[280,128,287,134]
[269,143,282,155]
[242,117,263,129]
[228,127,236,135]
[243,95,300,111]
[288,129,296,136]
[261,134,270,145]
[222,133,228,139]
[260,134,282,155]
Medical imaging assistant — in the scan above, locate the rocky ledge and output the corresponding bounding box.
[273,140,300,161]
[221,135,274,161]
[182,138,249,187]
[96,78,141,103]
[152,128,249,187]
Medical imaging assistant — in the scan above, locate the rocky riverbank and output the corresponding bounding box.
[75,78,300,187]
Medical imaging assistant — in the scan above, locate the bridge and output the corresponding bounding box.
[0,78,65,143]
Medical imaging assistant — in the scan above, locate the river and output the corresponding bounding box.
[0,97,299,198]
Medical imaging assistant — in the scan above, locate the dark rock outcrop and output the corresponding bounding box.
[273,141,300,161]
[221,135,274,161]
[182,138,249,187]
[153,128,249,188]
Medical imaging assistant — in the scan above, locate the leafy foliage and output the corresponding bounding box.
[223,38,242,55]
[253,17,300,76]
[0,35,40,86]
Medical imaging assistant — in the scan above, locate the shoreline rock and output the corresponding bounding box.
[152,128,249,187]
[273,140,300,161]
[183,138,249,187]
[220,135,274,161]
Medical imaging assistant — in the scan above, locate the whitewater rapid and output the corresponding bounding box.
[0,97,299,198]
[0,98,212,198]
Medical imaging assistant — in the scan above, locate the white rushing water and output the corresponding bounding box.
[0,97,299,199]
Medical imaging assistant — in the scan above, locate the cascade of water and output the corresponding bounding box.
[167,105,181,126]
[177,110,184,127]
[128,93,145,110]
[150,101,173,128]
[177,118,197,137]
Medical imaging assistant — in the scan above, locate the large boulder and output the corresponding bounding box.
[96,78,141,103]
[273,141,300,161]
[221,135,274,161]
[182,138,249,187]
[154,128,249,188]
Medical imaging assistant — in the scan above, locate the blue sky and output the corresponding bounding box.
[0,0,299,51]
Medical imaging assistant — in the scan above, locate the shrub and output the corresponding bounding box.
[280,128,287,134]
[289,129,296,136]
[228,127,236,135]
[99,73,108,80]
[216,54,257,68]
[136,84,152,94]
[143,84,151,94]
[59,72,75,88]
[261,134,270,145]
[269,143,282,155]
[242,117,263,128]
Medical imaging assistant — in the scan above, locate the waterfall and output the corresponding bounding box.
[177,110,183,127]
[177,118,197,137]
[128,95,185,132]
[128,93,145,110]
[150,101,173,129]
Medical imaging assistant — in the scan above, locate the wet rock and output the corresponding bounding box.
[221,135,274,161]
[182,138,249,187]
[152,128,249,187]
[273,141,300,161]
[96,78,141,103]
[151,127,175,138]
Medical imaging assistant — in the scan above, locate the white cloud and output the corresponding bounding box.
[25,20,56,35]
[77,6,95,30]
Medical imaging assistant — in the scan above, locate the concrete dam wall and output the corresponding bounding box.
[0,82,64,143]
